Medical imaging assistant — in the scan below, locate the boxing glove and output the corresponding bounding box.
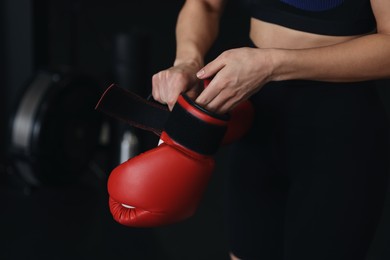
[108,93,229,227]
[95,82,254,145]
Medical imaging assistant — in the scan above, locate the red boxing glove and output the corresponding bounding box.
[107,94,229,227]
[223,100,254,145]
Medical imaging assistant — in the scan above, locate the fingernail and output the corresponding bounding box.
[196,69,205,78]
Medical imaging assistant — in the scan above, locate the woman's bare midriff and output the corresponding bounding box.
[250,18,367,49]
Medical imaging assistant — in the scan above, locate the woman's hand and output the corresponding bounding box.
[195,47,275,114]
[152,61,204,110]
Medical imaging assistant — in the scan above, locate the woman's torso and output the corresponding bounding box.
[246,0,376,49]
[249,18,370,49]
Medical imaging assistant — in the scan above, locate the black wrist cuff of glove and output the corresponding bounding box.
[164,94,229,155]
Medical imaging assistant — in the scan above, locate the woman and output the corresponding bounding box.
[152,0,390,259]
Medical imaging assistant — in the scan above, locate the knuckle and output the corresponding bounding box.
[221,49,233,58]
[174,72,189,83]
[151,87,158,97]
[152,72,160,83]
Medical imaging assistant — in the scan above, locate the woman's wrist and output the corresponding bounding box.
[173,56,204,69]
[265,48,292,82]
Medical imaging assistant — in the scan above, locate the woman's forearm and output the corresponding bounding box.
[272,33,390,82]
[174,0,225,68]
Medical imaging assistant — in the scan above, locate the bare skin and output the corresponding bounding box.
[152,0,390,256]
[249,18,367,49]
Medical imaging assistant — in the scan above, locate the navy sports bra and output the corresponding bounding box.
[244,0,376,36]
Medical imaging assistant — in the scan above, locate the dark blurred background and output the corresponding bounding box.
[1,0,390,259]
